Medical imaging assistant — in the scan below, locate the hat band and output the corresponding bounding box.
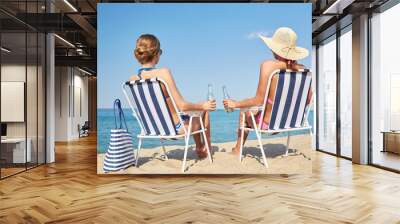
[273,44,303,59]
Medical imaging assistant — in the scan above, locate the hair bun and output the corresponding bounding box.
[134,34,161,64]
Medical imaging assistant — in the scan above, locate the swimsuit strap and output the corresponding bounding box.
[137,67,155,79]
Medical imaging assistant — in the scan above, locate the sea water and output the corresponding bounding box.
[97,109,314,153]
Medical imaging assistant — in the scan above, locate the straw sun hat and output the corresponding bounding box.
[259,27,309,61]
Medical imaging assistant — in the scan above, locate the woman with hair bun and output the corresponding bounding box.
[130,34,216,159]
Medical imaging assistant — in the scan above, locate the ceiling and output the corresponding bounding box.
[0,0,391,75]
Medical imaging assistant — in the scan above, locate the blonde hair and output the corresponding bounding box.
[134,34,161,64]
[273,52,296,69]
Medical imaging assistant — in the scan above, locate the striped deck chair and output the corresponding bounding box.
[122,78,212,173]
[238,69,313,168]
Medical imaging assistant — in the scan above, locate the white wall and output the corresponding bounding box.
[55,66,69,141]
[71,73,89,138]
[54,67,89,141]
[1,82,25,122]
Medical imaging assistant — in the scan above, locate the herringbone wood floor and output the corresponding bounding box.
[1,135,400,224]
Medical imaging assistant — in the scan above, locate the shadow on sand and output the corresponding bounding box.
[241,144,296,165]
[136,145,220,170]
[136,143,304,168]
[136,143,307,167]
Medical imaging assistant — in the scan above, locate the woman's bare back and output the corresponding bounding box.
[130,68,180,124]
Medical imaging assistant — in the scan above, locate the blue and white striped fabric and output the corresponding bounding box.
[103,129,136,172]
[126,78,177,136]
[268,70,312,130]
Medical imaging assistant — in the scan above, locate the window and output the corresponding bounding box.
[339,27,352,158]
[0,1,46,179]
[370,3,400,171]
[317,36,337,154]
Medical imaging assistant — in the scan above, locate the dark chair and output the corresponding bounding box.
[78,121,90,138]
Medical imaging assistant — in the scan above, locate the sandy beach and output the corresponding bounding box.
[97,134,312,174]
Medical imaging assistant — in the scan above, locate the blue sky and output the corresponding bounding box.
[98,3,311,108]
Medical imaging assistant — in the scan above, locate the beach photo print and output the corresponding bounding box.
[97,3,313,174]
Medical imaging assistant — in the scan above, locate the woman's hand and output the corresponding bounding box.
[202,100,216,111]
[223,99,238,109]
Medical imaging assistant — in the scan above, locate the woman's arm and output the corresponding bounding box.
[160,69,216,111]
[129,75,139,81]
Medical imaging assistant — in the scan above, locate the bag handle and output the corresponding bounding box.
[113,99,128,131]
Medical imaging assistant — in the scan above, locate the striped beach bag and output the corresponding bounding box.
[103,99,136,172]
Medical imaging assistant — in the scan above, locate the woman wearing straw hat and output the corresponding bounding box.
[223,27,311,155]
